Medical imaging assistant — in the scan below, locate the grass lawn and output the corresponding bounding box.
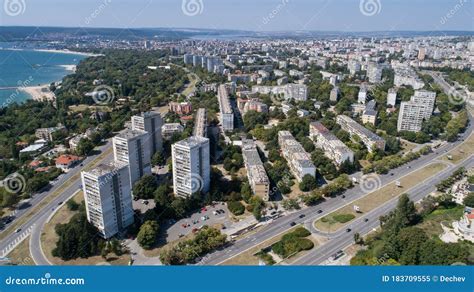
[401,140,418,154]
[314,162,447,233]
[41,191,130,265]
[418,205,464,238]
[442,133,474,164]
[5,236,34,265]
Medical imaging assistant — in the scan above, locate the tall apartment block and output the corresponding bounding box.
[218,84,234,131]
[411,90,436,119]
[172,136,210,198]
[113,129,151,186]
[278,131,316,182]
[242,140,270,201]
[336,115,386,152]
[131,111,163,158]
[309,122,354,166]
[397,90,436,132]
[193,108,208,138]
[81,161,134,239]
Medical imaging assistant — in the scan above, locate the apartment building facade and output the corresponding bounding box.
[172,136,210,198]
[81,161,134,239]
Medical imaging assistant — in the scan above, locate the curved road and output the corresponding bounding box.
[0,140,113,264]
[198,118,473,265]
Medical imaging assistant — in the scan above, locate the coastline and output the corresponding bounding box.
[19,85,56,101]
[2,48,101,57]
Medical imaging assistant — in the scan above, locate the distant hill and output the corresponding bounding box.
[0,26,472,41]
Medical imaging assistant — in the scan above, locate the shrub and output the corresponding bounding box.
[292,226,311,238]
[333,214,355,223]
[227,201,245,215]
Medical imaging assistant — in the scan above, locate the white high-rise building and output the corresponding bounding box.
[397,102,429,132]
[113,129,151,185]
[131,111,163,158]
[172,136,210,198]
[411,90,436,119]
[397,90,436,132]
[81,161,134,239]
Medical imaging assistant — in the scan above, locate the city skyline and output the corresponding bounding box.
[0,0,472,32]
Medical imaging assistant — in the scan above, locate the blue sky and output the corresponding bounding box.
[0,0,472,31]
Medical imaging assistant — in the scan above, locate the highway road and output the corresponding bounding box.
[295,155,474,265]
[0,139,114,262]
[198,119,473,266]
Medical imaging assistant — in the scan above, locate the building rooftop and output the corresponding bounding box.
[174,136,209,148]
[86,161,129,178]
[115,129,148,140]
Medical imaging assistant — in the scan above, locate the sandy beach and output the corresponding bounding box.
[59,64,77,72]
[33,49,102,57]
[20,85,56,101]
[4,48,101,57]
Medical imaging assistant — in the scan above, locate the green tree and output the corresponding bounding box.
[137,220,159,249]
[463,193,474,208]
[76,138,95,156]
[133,174,158,199]
[299,174,317,192]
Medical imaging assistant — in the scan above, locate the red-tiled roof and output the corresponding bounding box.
[55,154,81,165]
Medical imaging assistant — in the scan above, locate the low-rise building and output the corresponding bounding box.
[169,102,193,115]
[336,115,386,152]
[278,131,316,182]
[193,108,208,138]
[252,84,307,101]
[309,122,354,166]
[162,123,184,139]
[242,140,270,201]
[362,100,378,125]
[55,154,82,172]
[218,84,234,131]
[35,124,66,142]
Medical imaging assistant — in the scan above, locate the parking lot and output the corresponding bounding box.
[162,202,231,242]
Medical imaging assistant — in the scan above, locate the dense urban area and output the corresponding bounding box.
[0,29,474,267]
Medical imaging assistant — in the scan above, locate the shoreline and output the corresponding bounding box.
[1,48,101,57]
[19,85,56,101]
